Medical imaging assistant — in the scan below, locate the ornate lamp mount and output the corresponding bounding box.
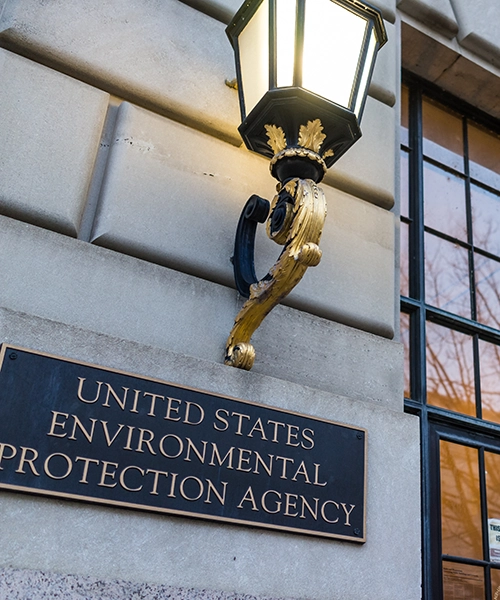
[225,0,387,370]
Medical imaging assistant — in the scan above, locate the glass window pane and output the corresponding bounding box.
[425,233,471,318]
[400,221,409,297]
[424,162,467,240]
[427,323,475,416]
[479,340,500,424]
[441,441,482,560]
[443,562,484,599]
[401,84,409,147]
[238,0,269,116]
[486,452,500,564]
[401,149,409,218]
[471,184,500,257]
[275,0,296,88]
[401,313,410,399]
[302,0,366,109]
[492,568,500,598]
[475,254,500,329]
[469,120,500,190]
[354,29,376,119]
[423,96,464,172]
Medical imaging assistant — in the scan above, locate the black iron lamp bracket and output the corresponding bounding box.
[233,194,271,298]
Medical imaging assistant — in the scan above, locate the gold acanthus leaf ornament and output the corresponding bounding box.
[265,124,287,155]
[298,119,326,153]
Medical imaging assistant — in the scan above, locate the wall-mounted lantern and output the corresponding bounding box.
[225,0,387,370]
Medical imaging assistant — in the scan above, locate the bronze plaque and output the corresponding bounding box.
[0,345,367,541]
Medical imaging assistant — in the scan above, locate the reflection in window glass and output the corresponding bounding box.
[479,341,500,424]
[424,162,467,240]
[469,121,500,191]
[443,562,484,599]
[401,149,409,219]
[475,254,500,330]
[427,322,475,416]
[485,452,500,565]
[471,184,500,257]
[425,233,471,318]
[423,96,464,172]
[401,84,409,147]
[492,568,500,599]
[441,441,482,560]
[400,222,409,297]
[404,82,500,599]
[401,313,410,399]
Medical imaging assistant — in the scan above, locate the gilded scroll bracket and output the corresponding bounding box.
[225,118,330,370]
[225,178,327,370]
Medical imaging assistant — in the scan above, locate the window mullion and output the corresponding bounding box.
[408,83,427,406]
[464,117,478,323]
[479,447,492,600]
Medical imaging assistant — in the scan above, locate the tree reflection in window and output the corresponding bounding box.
[440,441,482,560]
[426,322,475,416]
[401,79,500,600]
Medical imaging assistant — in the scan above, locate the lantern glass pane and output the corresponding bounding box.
[302,0,367,109]
[239,0,269,117]
[354,28,376,118]
[275,0,296,88]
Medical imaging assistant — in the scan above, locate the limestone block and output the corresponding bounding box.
[0,568,293,600]
[451,0,500,69]
[91,103,395,339]
[401,21,458,83]
[0,312,419,599]
[0,0,241,145]
[91,103,271,288]
[365,0,396,23]
[178,0,239,23]
[397,0,458,38]
[436,55,500,119]
[0,49,109,236]
[0,223,401,408]
[325,97,396,210]
[401,22,500,121]
[0,218,233,365]
[251,303,402,407]
[290,188,395,339]
[369,21,397,109]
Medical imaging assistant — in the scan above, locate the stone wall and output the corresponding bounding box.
[399,0,500,118]
[6,0,495,596]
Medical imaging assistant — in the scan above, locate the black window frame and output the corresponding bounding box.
[401,71,500,600]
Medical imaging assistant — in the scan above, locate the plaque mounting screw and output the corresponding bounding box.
[9,352,17,360]
[354,528,361,536]
[357,433,363,440]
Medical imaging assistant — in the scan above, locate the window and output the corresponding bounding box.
[401,75,500,600]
